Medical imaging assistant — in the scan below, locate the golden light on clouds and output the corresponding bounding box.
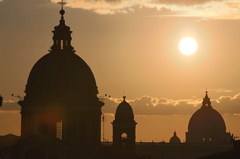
[179,37,198,55]
[50,0,240,19]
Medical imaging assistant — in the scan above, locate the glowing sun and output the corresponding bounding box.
[179,37,198,55]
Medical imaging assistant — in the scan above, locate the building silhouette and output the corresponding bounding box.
[134,92,232,159]
[112,96,137,159]
[112,96,137,151]
[169,131,181,144]
[186,91,230,144]
[0,5,103,159]
[0,4,236,159]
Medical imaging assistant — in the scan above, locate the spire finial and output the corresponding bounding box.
[202,90,211,107]
[58,0,67,17]
[123,96,126,101]
[174,131,177,136]
[58,0,66,11]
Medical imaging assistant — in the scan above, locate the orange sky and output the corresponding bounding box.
[0,0,240,142]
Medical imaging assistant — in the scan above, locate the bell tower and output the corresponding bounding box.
[112,96,137,158]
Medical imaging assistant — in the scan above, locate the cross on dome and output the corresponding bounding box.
[58,0,67,10]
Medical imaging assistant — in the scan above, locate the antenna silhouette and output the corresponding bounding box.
[0,95,2,106]
[12,94,23,101]
[99,94,110,102]
[102,114,105,142]
[99,94,111,142]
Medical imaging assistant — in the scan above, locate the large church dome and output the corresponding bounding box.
[186,91,230,143]
[188,91,226,133]
[19,7,104,146]
[25,52,98,101]
[23,9,98,103]
[188,105,226,133]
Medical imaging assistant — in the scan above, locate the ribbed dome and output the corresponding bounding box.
[169,132,181,143]
[115,96,134,121]
[188,106,226,133]
[24,52,98,102]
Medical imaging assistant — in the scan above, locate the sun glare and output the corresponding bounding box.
[179,37,198,55]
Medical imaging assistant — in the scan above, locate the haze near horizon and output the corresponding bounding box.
[0,0,240,142]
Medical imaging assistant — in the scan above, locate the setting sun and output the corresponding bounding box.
[179,37,198,55]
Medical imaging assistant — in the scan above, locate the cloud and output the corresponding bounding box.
[2,93,240,116]
[0,101,20,111]
[103,93,240,115]
[102,95,201,115]
[210,88,233,93]
[48,0,240,19]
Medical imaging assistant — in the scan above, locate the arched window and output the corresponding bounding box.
[121,133,128,149]
[121,133,127,140]
[25,149,45,159]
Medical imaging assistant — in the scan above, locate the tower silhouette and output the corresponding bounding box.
[112,96,137,158]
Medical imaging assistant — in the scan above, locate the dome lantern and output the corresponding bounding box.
[50,0,74,53]
[202,91,211,107]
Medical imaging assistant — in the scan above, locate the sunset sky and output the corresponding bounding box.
[0,0,240,142]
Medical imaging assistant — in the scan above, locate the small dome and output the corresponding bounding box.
[115,96,134,121]
[169,132,181,143]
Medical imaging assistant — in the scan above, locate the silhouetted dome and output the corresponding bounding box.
[188,91,226,133]
[24,52,98,102]
[188,106,226,133]
[22,9,99,104]
[115,96,134,121]
[169,132,181,143]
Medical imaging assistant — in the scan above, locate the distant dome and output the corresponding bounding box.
[24,52,98,102]
[186,91,230,144]
[169,132,181,143]
[188,106,226,133]
[188,91,226,133]
[115,96,134,121]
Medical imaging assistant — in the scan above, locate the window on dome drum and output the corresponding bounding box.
[209,138,212,141]
[203,137,205,141]
[56,120,62,140]
[61,40,63,50]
